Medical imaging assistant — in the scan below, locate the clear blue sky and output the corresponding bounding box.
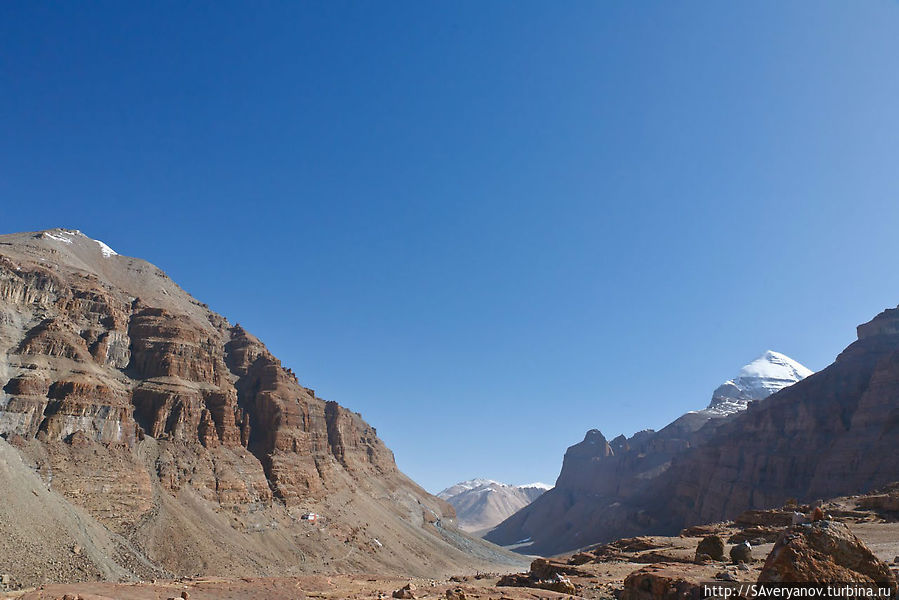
[3,2,899,492]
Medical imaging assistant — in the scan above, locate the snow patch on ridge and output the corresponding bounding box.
[39,229,119,258]
[43,232,73,244]
[95,240,118,257]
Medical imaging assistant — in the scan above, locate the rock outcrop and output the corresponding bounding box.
[0,229,526,587]
[661,310,899,530]
[758,521,897,594]
[496,558,581,595]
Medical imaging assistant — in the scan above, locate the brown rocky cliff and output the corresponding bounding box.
[660,310,899,530]
[488,308,899,556]
[0,229,511,583]
[0,234,401,502]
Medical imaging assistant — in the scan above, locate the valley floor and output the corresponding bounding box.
[6,522,898,600]
[5,490,899,600]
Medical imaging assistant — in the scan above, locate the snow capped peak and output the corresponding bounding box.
[437,478,552,500]
[737,350,813,381]
[518,482,553,490]
[459,478,504,489]
[436,479,501,498]
[437,478,552,531]
[705,350,813,417]
[38,229,118,258]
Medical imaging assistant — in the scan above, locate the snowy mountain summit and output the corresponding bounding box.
[40,228,119,258]
[704,350,813,416]
[437,479,552,534]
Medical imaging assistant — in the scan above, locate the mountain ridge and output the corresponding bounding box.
[438,479,552,533]
[0,228,526,586]
[486,350,814,554]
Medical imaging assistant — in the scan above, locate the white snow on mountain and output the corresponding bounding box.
[698,350,813,418]
[95,240,118,257]
[438,479,553,534]
[38,229,119,258]
[437,478,503,498]
[519,482,552,490]
[42,231,74,244]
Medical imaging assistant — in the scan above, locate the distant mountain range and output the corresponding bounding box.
[438,479,552,534]
[487,350,817,554]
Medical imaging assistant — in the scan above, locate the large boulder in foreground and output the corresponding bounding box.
[696,535,725,561]
[621,564,710,600]
[758,521,897,595]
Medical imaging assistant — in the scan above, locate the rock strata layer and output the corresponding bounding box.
[0,229,525,587]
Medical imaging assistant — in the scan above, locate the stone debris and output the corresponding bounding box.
[445,588,467,600]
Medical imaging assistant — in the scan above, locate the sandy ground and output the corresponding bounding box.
[6,574,578,600]
[850,522,899,563]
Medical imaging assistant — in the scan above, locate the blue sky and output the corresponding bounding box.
[3,2,899,492]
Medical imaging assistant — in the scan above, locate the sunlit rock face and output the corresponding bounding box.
[0,228,514,583]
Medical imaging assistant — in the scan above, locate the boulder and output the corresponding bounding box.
[696,535,725,561]
[392,583,416,599]
[758,521,897,595]
[730,542,752,564]
[445,588,466,600]
[621,564,710,600]
[529,557,587,579]
[541,574,576,595]
[497,562,579,595]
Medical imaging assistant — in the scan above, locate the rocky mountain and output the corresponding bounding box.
[662,351,813,434]
[703,350,813,416]
[486,350,814,555]
[0,228,525,587]
[437,479,551,533]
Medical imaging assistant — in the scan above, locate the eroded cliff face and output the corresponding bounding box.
[488,310,899,556]
[0,229,522,585]
[0,239,390,502]
[663,310,899,528]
